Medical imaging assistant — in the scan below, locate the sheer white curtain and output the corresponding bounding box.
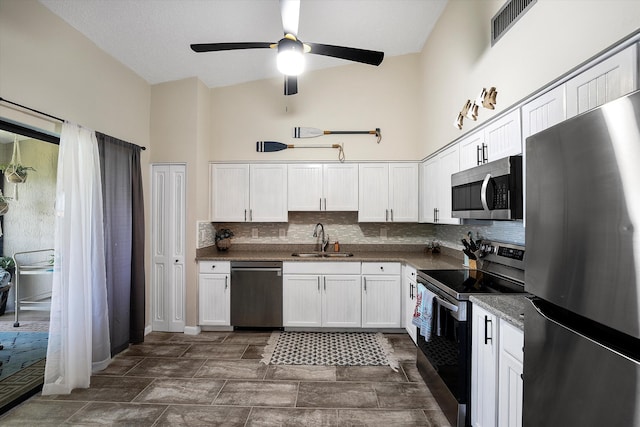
[42,122,111,395]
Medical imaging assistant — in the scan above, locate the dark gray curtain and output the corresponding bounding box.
[96,132,145,355]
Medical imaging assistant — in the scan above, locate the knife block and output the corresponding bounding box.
[469,259,477,270]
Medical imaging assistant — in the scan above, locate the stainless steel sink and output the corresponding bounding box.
[291,252,354,258]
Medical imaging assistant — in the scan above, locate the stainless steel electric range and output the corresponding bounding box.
[415,240,526,427]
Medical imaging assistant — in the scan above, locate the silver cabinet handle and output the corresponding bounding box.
[317,276,320,292]
[320,198,322,211]
[481,173,492,212]
[324,198,327,211]
[250,209,253,221]
[484,315,492,344]
[363,277,367,291]
[477,145,483,165]
[224,275,228,290]
[323,276,326,291]
[244,209,247,221]
[385,209,389,221]
[482,143,488,163]
[390,209,393,222]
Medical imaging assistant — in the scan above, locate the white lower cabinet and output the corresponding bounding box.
[283,262,361,328]
[472,303,524,427]
[471,305,499,427]
[402,264,418,344]
[198,261,231,326]
[361,262,401,328]
[498,319,524,427]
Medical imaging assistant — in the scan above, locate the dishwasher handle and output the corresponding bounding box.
[231,267,282,273]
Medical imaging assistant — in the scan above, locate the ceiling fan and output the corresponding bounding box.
[190,0,384,95]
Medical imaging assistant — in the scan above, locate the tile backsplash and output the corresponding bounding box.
[199,212,525,250]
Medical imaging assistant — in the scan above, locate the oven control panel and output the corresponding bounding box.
[478,240,526,271]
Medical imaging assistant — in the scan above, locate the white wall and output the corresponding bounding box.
[418,0,640,157]
[209,54,422,162]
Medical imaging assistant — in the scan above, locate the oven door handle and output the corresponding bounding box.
[480,173,492,212]
[434,296,459,313]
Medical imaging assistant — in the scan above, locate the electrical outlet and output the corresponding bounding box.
[380,227,387,240]
[252,228,259,239]
[279,228,286,239]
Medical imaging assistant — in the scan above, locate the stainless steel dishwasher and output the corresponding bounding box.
[230,261,283,328]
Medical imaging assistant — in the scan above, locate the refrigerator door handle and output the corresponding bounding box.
[529,298,640,365]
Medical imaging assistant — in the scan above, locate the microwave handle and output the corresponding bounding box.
[480,173,492,211]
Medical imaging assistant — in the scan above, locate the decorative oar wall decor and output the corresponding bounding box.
[257,141,345,162]
[293,127,382,143]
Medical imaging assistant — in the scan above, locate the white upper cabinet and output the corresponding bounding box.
[521,85,566,140]
[358,163,418,222]
[420,144,460,224]
[210,163,288,222]
[566,44,637,118]
[459,130,485,171]
[459,110,522,171]
[288,163,358,212]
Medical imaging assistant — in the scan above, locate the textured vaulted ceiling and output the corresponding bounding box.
[39,0,448,89]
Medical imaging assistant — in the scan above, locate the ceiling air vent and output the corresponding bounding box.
[491,0,537,46]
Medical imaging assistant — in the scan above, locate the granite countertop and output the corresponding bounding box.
[469,294,530,330]
[196,243,464,271]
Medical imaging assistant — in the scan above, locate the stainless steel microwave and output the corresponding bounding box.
[451,156,523,220]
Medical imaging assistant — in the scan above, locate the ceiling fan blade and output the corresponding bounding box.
[280,0,300,37]
[190,42,273,53]
[306,43,384,66]
[284,75,298,96]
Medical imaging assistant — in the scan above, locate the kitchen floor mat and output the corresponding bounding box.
[261,331,398,371]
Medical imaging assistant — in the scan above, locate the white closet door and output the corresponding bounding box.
[151,164,186,332]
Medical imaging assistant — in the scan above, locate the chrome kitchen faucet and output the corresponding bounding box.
[312,223,329,253]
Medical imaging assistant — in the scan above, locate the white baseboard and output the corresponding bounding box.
[183,326,201,335]
[144,325,153,336]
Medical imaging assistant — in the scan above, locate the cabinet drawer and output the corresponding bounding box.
[361,262,401,275]
[283,261,361,275]
[199,261,231,274]
[500,319,524,363]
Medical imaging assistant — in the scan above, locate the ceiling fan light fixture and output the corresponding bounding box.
[277,37,305,76]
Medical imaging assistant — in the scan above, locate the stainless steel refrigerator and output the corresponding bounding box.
[525,89,640,426]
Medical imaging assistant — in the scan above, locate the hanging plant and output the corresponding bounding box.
[0,135,36,184]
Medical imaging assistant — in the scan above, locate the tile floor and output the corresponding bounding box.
[0,330,452,426]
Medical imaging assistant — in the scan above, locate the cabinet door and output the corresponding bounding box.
[283,275,322,327]
[322,275,361,327]
[358,163,389,222]
[499,320,524,427]
[436,144,461,225]
[250,164,288,222]
[521,85,566,140]
[484,109,522,162]
[459,130,485,171]
[566,45,637,118]
[471,305,498,427]
[288,164,323,211]
[403,265,418,344]
[361,275,401,328]
[323,163,359,211]
[419,158,437,223]
[198,274,230,326]
[209,164,250,222]
[388,163,419,222]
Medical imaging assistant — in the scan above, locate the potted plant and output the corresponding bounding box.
[0,190,10,215]
[0,256,15,316]
[215,228,234,251]
[0,163,36,183]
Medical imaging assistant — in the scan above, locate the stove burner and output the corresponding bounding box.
[419,269,525,298]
